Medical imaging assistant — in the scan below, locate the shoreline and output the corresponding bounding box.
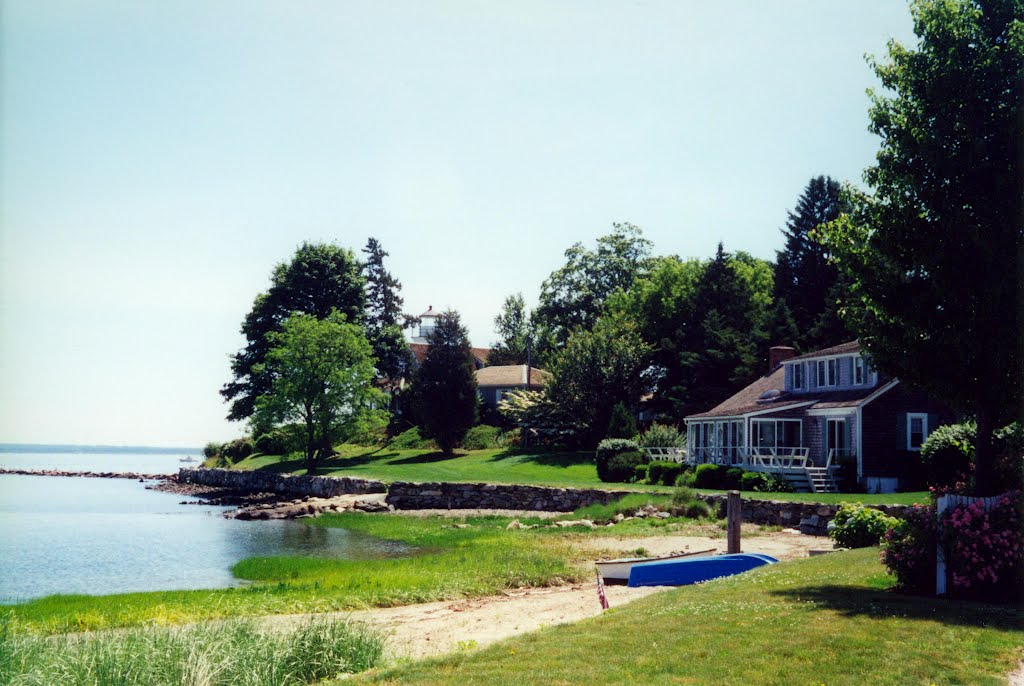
[0,467,174,480]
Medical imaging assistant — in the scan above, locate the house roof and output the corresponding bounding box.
[684,364,883,420]
[409,342,490,367]
[475,365,550,388]
[789,340,861,362]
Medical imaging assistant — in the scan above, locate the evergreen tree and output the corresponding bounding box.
[410,311,479,455]
[362,238,415,408]
[488,293,530,366]
[678,243,759,417]
[221,242,365,421]
[606,402,638,440]
[773,176,849,350]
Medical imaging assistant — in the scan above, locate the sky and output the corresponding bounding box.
[0,1,917,448]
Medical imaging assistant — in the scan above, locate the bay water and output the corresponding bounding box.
[0,450,407,603]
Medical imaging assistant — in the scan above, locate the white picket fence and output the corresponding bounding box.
[934,493,1003,595]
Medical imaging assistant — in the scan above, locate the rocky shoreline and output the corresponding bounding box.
[0,467,171,481]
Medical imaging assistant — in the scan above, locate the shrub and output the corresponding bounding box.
[647,460,684,486]
[882,504,938,593]
[920,421,975,492]
[389,427,430,450]
[604,451,649,483]
[633,464,650,483]
[675,471,695,488]
[830,504,899,549]
[221,438,254,463]
[605,402,637,440]
[670,486,712,519]
[740,471,766,491]
[496,428,521,449]
[691,464,728,489]
[595,438,642,482]
[253,426,305,455]
[994,422,1024,492]
[762,473,795,492]
[724,467,744,490]
[635,423,685,449]
[941,490,1023,601]
[203,442,221,459]
[462,425,502,450]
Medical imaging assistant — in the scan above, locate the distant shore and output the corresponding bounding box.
[0,467,173,480]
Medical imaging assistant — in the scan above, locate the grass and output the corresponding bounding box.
[230,445,928,505]
[6,513,586,635]
[358,548,1024,686]
[0,616,385,686]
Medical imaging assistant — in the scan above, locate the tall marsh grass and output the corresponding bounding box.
[0,615,384,686]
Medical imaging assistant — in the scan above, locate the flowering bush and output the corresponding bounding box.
[830,504,899,549]
[941,491,1023,601]
[881,504,938,593]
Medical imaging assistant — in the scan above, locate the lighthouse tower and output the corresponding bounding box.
[411,306,439,344]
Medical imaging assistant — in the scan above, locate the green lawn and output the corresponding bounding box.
[229,446,929,505]
[358,548,1024,686]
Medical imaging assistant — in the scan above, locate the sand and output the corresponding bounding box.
[268,530,837,661]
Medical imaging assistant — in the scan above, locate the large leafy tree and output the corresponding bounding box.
[488,293,531,366]
[410,311,479,455]
[362,238,415,407]
[252,312,384,474]
[221,243,365,421]
[533,223,653,360]
[774,176,850,351]
[822,0,1023,495]
[545,316,653,448]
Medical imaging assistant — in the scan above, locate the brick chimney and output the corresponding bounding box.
[768,345,796,372]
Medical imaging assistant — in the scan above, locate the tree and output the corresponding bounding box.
[820,0,1023,495]
[251,312,385,474]
[774,176,850,350]
[410,311,479,454]
[222,242,365,421]
[677,243,760,417]
[606,402,638,439]
[545,316,653,448]
[488,293,530,365]
[362,238,415,419]
[533,223,653,360]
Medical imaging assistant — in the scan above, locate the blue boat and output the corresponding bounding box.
[626,553,779,587]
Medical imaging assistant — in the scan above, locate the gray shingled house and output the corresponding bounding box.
[683,340,955,493]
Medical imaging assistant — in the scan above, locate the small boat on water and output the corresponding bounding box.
[596,548,716,585]
[627,553,779,588]
[179,456,198,463]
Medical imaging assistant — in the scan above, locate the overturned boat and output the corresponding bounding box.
[627,553,779,587]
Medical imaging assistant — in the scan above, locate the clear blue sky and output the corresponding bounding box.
[0,1,915,447]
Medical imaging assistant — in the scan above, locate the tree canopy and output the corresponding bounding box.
[362,238,415,399]
[487,293,530,366]
[410,311,479,454]
[221,242,365,421]
[533,223,653,361]
[252,311,384,473]
[821,0,1023,494]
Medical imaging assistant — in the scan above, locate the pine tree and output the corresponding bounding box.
[773,176,849,350]
[411,311,479,455]
[606,402,637,440]
[362,238,415,415]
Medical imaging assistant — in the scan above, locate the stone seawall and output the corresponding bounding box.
[386,481,633,512]
[177,468,386,498]
[699,494,914,536]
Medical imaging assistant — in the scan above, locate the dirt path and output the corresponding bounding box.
[267,531,834,660]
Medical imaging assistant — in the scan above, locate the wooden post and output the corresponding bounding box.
[727,490,742,554]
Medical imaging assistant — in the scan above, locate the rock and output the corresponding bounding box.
[453,523,470,529]
[654,512,671,519]
[614,513,625,522]
[506,520,524,530]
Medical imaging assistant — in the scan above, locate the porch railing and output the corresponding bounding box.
[643,447,687,463]
[825,448,855,469]
[665,446,810,470]
[740,447,810,470]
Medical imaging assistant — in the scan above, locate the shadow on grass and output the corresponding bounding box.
[254,447,397,474]
[486,449,593,468]
[770,584,1024,632]
[388,451,462,465]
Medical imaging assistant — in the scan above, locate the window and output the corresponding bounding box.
[854,357,865,385]
[817,359,838,387]
[751,419,802,450]
[907,413,928,451]
[793,363,805,390]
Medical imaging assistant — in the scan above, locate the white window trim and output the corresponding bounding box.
[793,362,805,390]
[854,356,865,385]
[750,418,803,449]
[906,412,928,451]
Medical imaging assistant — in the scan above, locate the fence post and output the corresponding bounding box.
[727,490,742,554]
[935,494,949,596]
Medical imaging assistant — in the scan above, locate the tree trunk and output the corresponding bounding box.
[304,413,317,475]
[974,402,997,496]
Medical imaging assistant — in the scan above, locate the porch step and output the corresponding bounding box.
[805,467,840,494]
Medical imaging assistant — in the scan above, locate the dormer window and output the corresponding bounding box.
[854,356,865,385]
[816,359,838,388]
[793,363,805,390]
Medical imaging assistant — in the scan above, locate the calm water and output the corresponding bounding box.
[0,452,409,603]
